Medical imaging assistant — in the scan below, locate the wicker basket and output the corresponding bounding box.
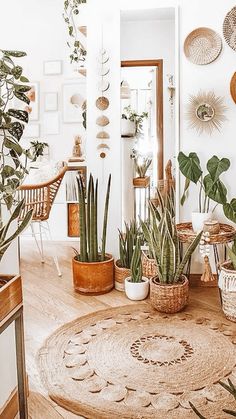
[141,252,157,279]
[219,261,236,322]
[150,276,189,313]
[114,260,131,292]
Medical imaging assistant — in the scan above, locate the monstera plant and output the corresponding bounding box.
[178,152,230,231]
[0,49,33,267]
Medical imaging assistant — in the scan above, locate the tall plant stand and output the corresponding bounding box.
[133,177,150,223]
[0,275,28,419]
[176,223,236,281]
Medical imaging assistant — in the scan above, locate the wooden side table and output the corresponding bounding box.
[176,223,236,281]
[0,275,28,419]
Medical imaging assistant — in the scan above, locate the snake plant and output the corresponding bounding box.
[141,207,202,284]
[118,220,140,269]
[130,237,143,283]
[134,156,152,178]
[75,173,111,262]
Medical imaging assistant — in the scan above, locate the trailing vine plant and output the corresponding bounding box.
[63,0,87,64]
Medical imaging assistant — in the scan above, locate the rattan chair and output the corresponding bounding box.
[18,163,67,276]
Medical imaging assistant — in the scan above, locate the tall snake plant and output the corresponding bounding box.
[141,206,202,284]
[118,220,140,269]
[130,237,142,283]
[75,173,111,262]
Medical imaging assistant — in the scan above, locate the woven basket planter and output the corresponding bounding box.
[141,253,157,279]
[219,261,236,322]
[150,276,189,314]
[133,176,150,188]
[114,260,131,292]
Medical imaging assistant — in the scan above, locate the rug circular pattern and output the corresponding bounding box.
[38,304,236,418]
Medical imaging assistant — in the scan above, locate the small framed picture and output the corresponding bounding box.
[44,60,62,75]
[44,92,58,111]
[63,81,86,123]
[43,113,60,135]
[23,123,40,138]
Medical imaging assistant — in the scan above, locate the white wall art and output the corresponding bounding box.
[43,112,60,135]
[23,123,40,138]
[44,92,58,111]
[44,60,62,75]
[63,81,86,123]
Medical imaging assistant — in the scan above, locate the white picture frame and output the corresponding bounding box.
[44,60,62,75]
[15,81,39,121]
[23,123,40,138]
[63,81,86,123]
[44,92,58,111]
[43,113,60,135]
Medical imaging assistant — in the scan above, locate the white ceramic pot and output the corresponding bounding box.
[121,119,136,137]
[124,276,149,301]
[192,212,212,232]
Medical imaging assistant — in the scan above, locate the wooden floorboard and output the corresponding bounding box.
[19,239,225,418]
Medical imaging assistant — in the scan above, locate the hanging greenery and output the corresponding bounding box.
[63,0,87,64]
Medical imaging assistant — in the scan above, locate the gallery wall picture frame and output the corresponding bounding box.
[43,113,60,135]
[44,92,58,111]
[15,82,39,121]
[44,60,62,75]
[63,81,86,123]
[66,166,87,201]
[23,123,40,138]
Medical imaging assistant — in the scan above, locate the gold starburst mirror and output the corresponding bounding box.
[186,91,227,135]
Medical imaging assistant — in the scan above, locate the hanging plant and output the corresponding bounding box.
[63,0,87,64]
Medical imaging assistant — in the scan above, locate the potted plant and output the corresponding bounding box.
[124,237,149,300]
[29,140,49,162]
[115,220,140,291]
[219,239,236,322]
[133,156,152,188]
[72,173,114,294]
[121,105,148,138]
[178,152,230,231]
[141,207,202,313]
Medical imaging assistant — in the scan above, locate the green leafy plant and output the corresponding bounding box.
[226,239,236,270]
[141,207,202,284]
[118,220,140,269]
[29,140,48,161]
[121,105,148,136]
[178,152,230,213]
[82,100,86,129]
[134,156,152,178]
[130,237,142,283]
[63,0,87,64]
[74,173,111,262]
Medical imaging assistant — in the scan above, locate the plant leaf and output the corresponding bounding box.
[8,122,24,140]
[1,50,26,57]
[178,152,202,184]
[7,109,29,123]
[204,175,227,204]
[207,155,230,181]
[223,199,236,224]
[13,90,30,105]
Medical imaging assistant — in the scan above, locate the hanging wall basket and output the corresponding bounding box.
[223,6,236,52]
[184,27,222,65]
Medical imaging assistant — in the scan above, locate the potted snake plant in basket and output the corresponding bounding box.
[219,239,236,322]
[124,237,149,301]
[72,173,114,295]
[115,220,140,291]
[133,156,152,188]
[141,207,202,313]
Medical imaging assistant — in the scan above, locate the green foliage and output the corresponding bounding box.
[29,140,49,161]
[82,100,86,129]
[75,173,111,263]
[178,152,230,213]
[223,199,236,224]
[134,156,152,178]
[63,0,87,64]
[0,49,31,210]
[118,220,140,269]
[130,237,142,283]
[227,239,236,270]
[121,105,148,136]
[141,206,201,284]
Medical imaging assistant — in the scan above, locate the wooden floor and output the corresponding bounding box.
[20,240,224,418]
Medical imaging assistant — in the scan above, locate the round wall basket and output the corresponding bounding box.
[223,7,236,51]
[184,27,222,65]
[230,72,236,104]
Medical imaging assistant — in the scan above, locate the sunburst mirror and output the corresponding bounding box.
[186,91,227,135]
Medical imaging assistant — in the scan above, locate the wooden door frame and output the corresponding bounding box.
[121,59,164,180]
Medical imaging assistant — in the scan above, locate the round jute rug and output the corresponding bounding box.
[38,304,236,418]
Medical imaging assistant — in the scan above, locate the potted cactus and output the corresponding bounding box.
[124,237,149,300]
[133,156,152,188]
[115,220,140,291]
[141,207,202,313]
[72,173,114,294]
[219,239,236,322]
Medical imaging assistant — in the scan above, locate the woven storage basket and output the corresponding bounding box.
[141,252,157,279]
[219,261,236,322]
[150,276,189,314]
[114,260,131,292]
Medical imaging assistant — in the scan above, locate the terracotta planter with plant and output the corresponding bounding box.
[219,239,236,322]
[141,207,202,313]
[124,238,149,301]
[115,221,139,291]
[72,173,114,294]
[133,156,152,188]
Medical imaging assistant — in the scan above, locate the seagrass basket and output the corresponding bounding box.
[114,260,131,292]
[219,261,236,322]
[141,252,157,279]
[150,276,189,313]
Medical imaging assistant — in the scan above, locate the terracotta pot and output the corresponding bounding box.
[114,260,131,291]
[133,176,150,188]
[150,276,189,313]
[72,254,114,295]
